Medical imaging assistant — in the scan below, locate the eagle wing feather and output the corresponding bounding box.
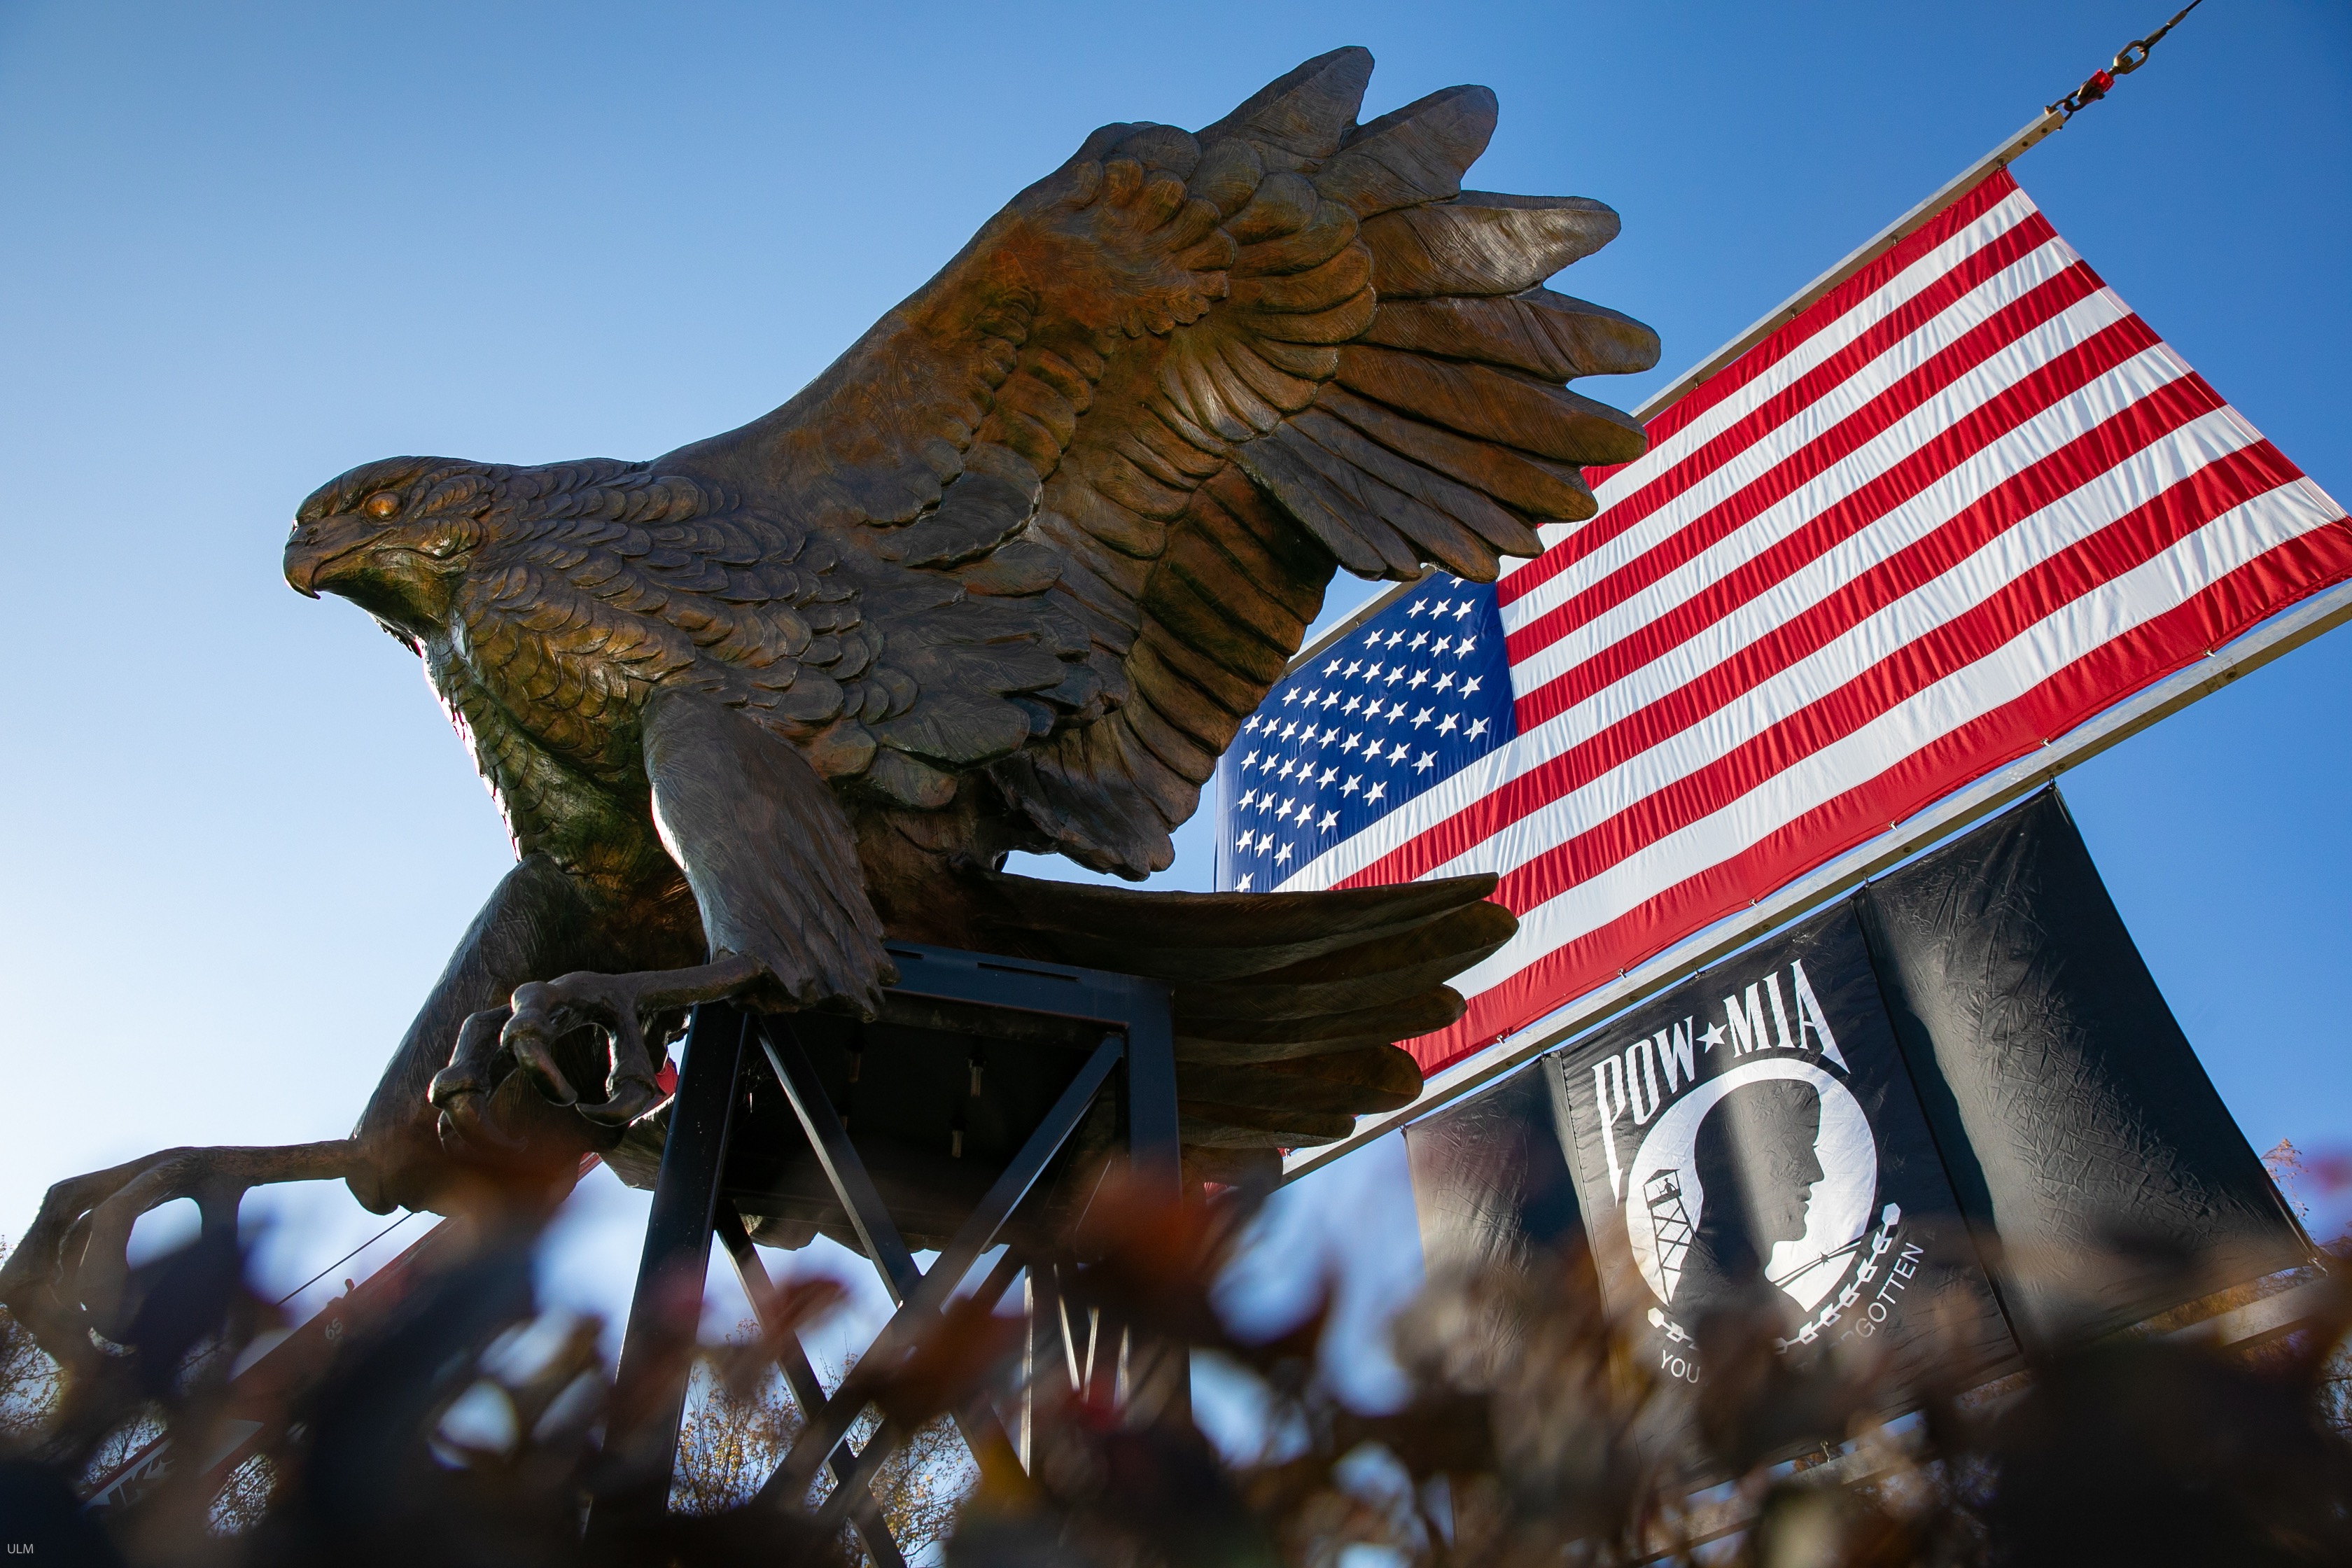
[649,48,1656,872]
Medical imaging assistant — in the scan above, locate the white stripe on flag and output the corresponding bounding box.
[1558,191,2046,512]
[1444,479,2350,998]
[1504,265,2118,632]
[1280,371,2252,894]
[1506,344,2206,693]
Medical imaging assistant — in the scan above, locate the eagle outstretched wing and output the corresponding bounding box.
[662,46,1658,874]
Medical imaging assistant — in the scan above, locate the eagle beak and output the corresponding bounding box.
[284,516,383,598]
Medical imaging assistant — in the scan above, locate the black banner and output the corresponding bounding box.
[1406,1064,1583,1282]
[1406,787,2311,1438]
[1857,789,2309,1348]
[1552,902,2015,1386]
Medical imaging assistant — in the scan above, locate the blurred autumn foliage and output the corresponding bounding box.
[669,1322,970,1553]
[4,1172,2352,1568]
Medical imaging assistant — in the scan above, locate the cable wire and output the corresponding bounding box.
[2050,0,2206,120]
[273,1209,419,1307]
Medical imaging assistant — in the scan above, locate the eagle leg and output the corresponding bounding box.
[461,954,772,1130]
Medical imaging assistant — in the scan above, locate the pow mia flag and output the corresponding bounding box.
[1555,905,2015,1386]
[1406,789,2311,1458]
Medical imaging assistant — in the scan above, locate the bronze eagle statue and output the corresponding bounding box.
[3,48,1655,1350]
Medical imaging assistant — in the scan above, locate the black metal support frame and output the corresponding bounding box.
[588,943,1179,1550]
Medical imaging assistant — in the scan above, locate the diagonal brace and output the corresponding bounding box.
[756,1023,1121,1503]
[714,1203,904,1568]
[760,1020,922,1301]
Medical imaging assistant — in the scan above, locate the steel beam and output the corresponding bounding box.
[753,1032,1119,1510]
[589,1004,749,1530]
[904,1032,1122,1324]
[757,1018,921,1302]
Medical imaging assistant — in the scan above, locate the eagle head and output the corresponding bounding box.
[285,456,503,637]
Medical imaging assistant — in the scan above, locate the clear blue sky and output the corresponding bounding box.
[2,1,2346,1353]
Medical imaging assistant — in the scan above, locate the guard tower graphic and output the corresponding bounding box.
[1645,1168,1695,1301]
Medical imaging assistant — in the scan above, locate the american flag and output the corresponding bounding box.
[1216,168,2352,1077]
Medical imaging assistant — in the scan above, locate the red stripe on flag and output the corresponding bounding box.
[1407,517,2352,1072]
[1488,448,2305,911]
[1642,171,2032,447]
[1504,247,2097,622]
[1345,440,2308,897]
[1348,358,2238,892]
[1508,321,2200,728]
[1507,284,2148,671]
[1522,172,2036,581]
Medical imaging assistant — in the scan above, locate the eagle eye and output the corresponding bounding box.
[363,493,401,520]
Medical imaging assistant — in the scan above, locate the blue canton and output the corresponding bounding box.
[1214,578,1518,891]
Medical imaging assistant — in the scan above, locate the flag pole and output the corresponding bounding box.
[1639,0,2205,424]
[1623,107,2059,428]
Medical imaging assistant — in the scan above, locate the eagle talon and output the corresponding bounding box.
[578,1073,664,1128]
[0,1139,358,1375]
[435,1093,528,1155]
[428,1008,513,1112]
[487,962,766,1127]
[506,1028,580,1107]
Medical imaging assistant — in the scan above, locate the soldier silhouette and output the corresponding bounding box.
[1670,1077,1826,1331]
